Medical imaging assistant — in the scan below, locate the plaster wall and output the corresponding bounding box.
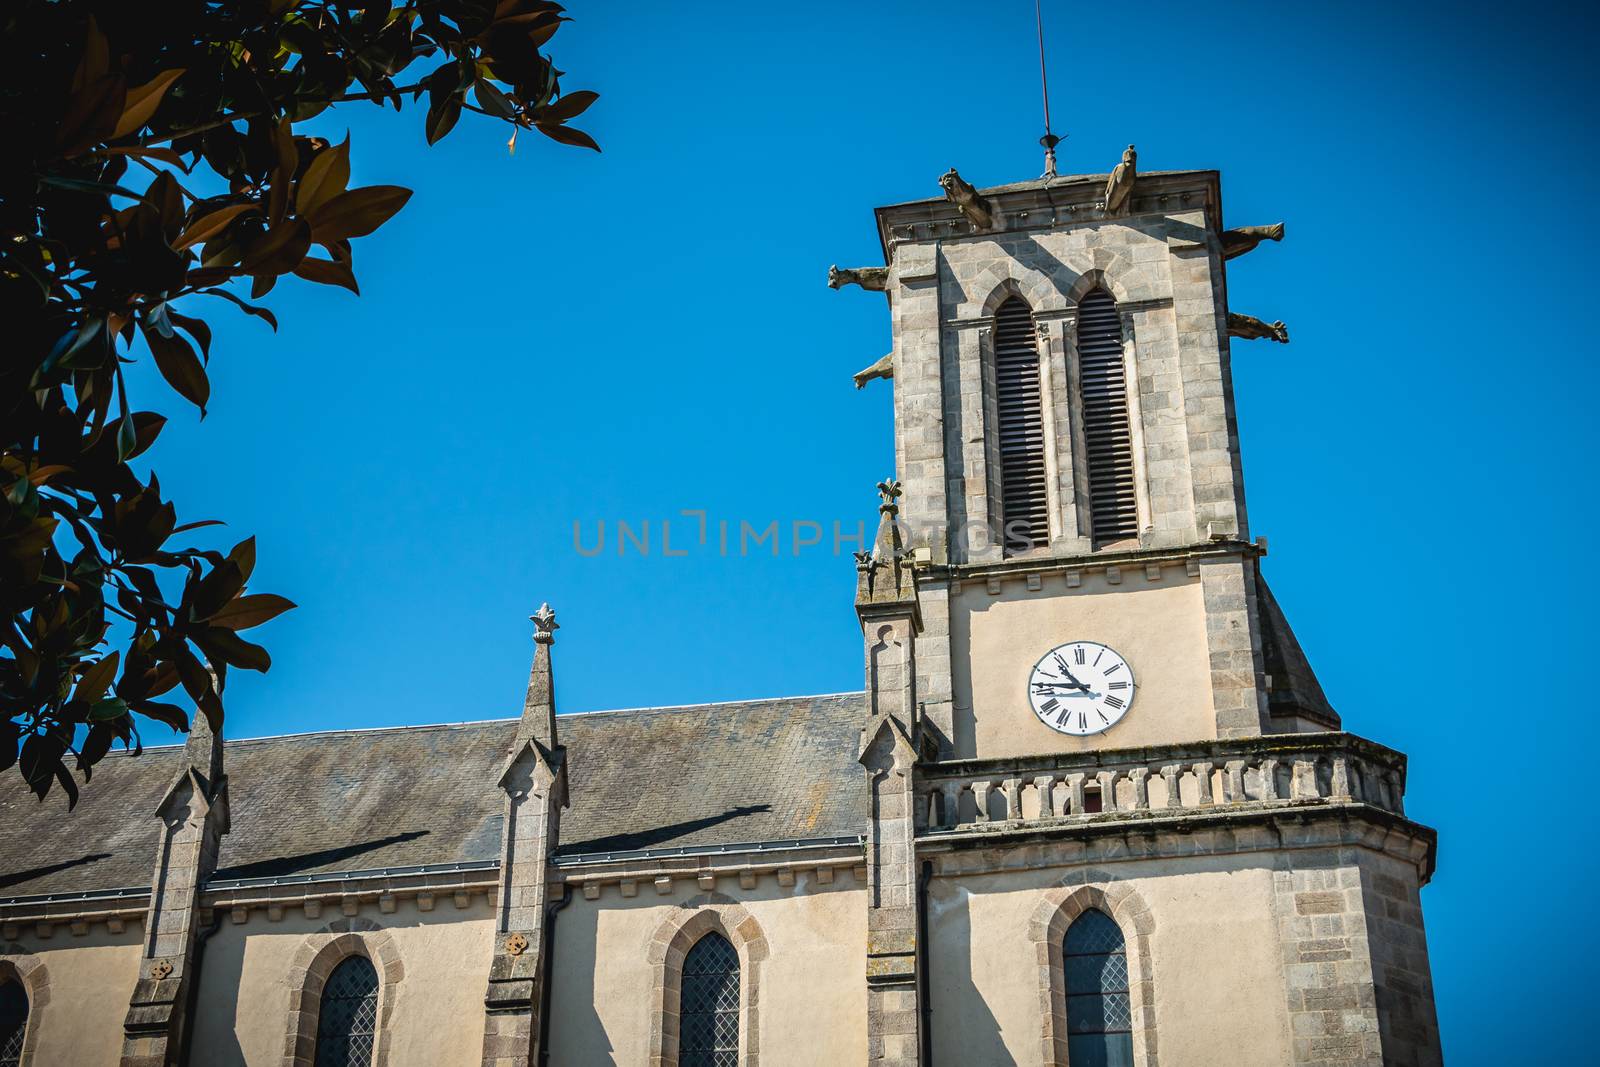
[950,570,1213,758]
[928,856,1292,1066]
[5,925,142,1066]
[189,897,496,1066]
[547,876,866,1065]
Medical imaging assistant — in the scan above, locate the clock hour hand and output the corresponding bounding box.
[1050,655,1093,692]
[1032,680,1093,696]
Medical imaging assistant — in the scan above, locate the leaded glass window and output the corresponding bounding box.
[315,955,379,1067]
[0,979,26,1067]
[679,932,739,1067]
[1064,909,1133,1067]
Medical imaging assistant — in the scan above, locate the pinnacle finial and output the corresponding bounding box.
[531,603,558,644]
[876,478,903,511]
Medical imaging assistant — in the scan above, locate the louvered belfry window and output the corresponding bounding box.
[1065,909,1135,1067]
[1076,288,1139,546]
[680,932,740,1067]
[994,297,1050,553]
[315,956,379,1067]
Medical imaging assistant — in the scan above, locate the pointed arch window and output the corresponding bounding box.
[315,956,379,1067]
[994,297,1049,552]
[0,979,25,1067]
[1076,289,1138,546]
[680,932,740,1067]
[1064,909,1134,1067]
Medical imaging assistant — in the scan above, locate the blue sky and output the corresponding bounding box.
[118,0,1594,1059]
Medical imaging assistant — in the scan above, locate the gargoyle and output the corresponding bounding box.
[828,265,889,291]
[1222,222,1285,260]
[1103,145,1137,214]
[938,168,993,229]
[1228,313,1289,343]
[853,353,894,389]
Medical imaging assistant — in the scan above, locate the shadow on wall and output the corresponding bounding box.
[928,880,1007,1062]
[212,830,431,880]
[545,893,615,1064]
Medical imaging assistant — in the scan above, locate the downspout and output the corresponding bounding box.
[918,860,934,1066]
[178,908,225,1067]
[536,882,573,1065]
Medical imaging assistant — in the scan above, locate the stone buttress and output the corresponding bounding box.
[481,605,568,1067]
[855,481,931,1066]
[119,706,228,1067]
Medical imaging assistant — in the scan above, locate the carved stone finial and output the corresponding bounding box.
[876,478,903,511]
[852,352,894,390]
[530,603,558,644]
[1103,144,1137,214]
[938,168,994,229]
[1227,313,1290,344]
[1222,222,1285,260]
[828,264,889,291]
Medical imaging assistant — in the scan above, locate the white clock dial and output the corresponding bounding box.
[1027,641,1136,736]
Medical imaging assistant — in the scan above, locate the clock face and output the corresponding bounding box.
[1027,641,1136,736]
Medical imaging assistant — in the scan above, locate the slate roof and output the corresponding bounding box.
[0,692,868,900]
[1257,575,1339,728]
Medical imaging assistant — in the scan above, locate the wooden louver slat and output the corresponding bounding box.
[1076,289,1139,546]
[994,299,1049,552]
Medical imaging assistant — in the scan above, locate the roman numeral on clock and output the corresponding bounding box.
[1104,663,1122,675]
[1074,646,1086,664]
[1039,697,1060,713]
[1104,695,1126,710]
[1108,681,1129,690]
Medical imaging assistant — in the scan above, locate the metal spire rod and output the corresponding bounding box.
[1036,0,1061,178]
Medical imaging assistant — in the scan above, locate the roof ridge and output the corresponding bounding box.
[134,690,867,749]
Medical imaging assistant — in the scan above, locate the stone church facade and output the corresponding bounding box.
[0,164,1441,1066]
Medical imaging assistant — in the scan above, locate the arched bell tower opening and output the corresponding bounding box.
[994,297,1050,555]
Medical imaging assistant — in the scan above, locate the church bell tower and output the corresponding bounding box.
[838,159,1326,762]
[837,156,1440,1067]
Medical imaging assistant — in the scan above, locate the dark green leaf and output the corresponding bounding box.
[142,324,210,414]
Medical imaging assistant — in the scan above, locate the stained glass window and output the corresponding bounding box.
[0,979,25,1067]
[1064,909,1134,1067]
[315,955,379,1067]
[679,932,739,1067]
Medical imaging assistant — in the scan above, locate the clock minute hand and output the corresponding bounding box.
[1051,655,1092,692]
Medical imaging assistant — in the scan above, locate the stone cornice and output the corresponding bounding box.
[929,538,1262,588]
[919,802,1438,884]
[874,170,1223,258]
[0,839,873,929]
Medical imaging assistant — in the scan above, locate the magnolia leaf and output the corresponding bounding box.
[535,122,600,152]
[306,185,412,244]
[112,68,185,139]
[292,255,360,293]
[426,95,463,144]
[142,324,209,414]
[175,203,257,251]
[73,651,120,705]
[239,218,312,276]
[543,89,597,122]
[87,697,131,722]
[207,593,297,631]
[198,288,279,330]
[296,136,351,214]
[474,79,517,120]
